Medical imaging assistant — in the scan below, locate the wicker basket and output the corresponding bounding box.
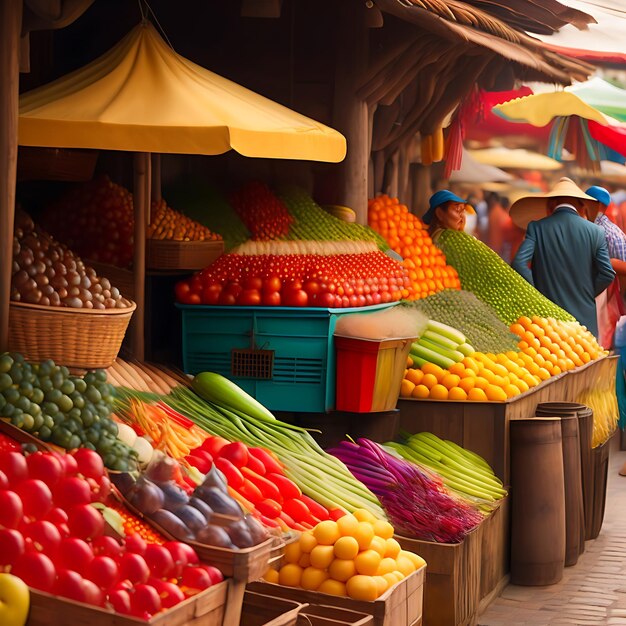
[17,147,98,182]
[146,239,224,271]
[85,259,135,301]
[8,300,136,369]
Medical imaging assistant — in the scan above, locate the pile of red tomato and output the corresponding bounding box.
[184,436,340,532]
[230,181,293,241]
[175,251,410,307]
[0,447,222,620]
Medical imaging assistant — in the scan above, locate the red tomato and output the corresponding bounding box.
[54,568,87,603]
[282,498,311,523]
[23,520,61,557]
[13,551,56,592]
[303,280,321,296]
[182,566,212,590]
[263,276,281,293]
[15,479,52,520]
[265,473,301,500]
[144,544,175,579]
[202,283,222,305]
[0,528,25,568]
[26,452,63,489]
[261,291,281,306]
[255,498,282,519]
[199,564,224,585]
[244,452,266,476]
[67,503,105,541]
[317,292,335,308]
[0,451,28,484]
[201,436,230,458]
[174,281,192,303]
[149,578,185,608]
[237,289,261,306]
[53,475,93,510]
[124,533,147,556]
[108,588,132,615]
[86,555,120,589]
[219,442,249,468]
[248,448,284,474]
[131,584,162,616]
[0,469,8,490]
[282,288,308,307]
[118,552,150,584]
[163,541,199,578]
[224,281,242,297]
[185,455,212,474]
[214,457,244,489]
[92,535,123,559]
[58,537,94,575]
[72,448,105,481]
[0,490,23,528]
[218,292,237,306]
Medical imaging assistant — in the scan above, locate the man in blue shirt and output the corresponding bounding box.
[510,178,615,338]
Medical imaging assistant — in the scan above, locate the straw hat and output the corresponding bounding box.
[509,177,598,229]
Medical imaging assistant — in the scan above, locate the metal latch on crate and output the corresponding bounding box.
[231,326,274,379]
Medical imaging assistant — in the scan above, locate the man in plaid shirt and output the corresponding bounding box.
[585,186,626,271]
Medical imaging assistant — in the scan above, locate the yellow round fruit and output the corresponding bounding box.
[263,568,279,584]
[458,377,475,393]
[373,519,394,540]
[313,520,341,546]
[301,566,329,590]
[336,514,359,537]
[404,551,426,569]
[441,373,461,390]
[353,509,377,524]
[396,553,417,576]
[299,531,318,554]
[355,550,382,576]
[373,575,389,596]
[473,376,489,390]
[354,522,375,550]
[299,554,311,568]
[329,558,357,582]
[467,387,488,401]
[503,384,521,399]
[421,373,438,390]
[448,362,465,377]
[347,575,379,601]
[334,536,360,560]
[448,386,468,401]
[284,540,302,564]
[412,384,430,399]
[383,572,403,588]
[310,544,335,570]
[421,362,445,381]
[318,579,347,597]
[485,384,507,402]
[384,538,401,558]
[279,563,303,587]
[369,536,388,558]
[376,557,398,576]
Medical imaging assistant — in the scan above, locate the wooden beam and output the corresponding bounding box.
[332,0,369,224]
[131,152,151,361]
[0,1,22,352]
[240,0,282,18]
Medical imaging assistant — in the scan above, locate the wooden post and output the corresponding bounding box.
[412,163,432,217]
[388,150,399,198]
[132,153,151,361]
[151,154,161,204]
[399,144,410,204]
[0,1,22,352]
[332,0,368,224]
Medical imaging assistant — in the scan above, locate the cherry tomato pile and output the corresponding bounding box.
[41,176,135,268]
[175,251,410,307]
[186,436,339,532]
[230,181,293,241]
[0,447,223,620]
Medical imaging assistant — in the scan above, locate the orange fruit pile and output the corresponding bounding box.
[148,198,222,242]
[399,316,604,402]
[368,195,460,299]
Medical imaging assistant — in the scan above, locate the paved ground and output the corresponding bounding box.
[479,435,626,625]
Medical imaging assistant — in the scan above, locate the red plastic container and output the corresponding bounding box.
[335,335,415,412]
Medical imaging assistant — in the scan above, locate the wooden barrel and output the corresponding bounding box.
[536,402,591,549]
[560,416,584,566]
[510,418,565,586]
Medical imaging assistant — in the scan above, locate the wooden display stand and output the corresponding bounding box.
[398,356,617,484]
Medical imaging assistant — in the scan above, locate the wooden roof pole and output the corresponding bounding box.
[0,1,22,352]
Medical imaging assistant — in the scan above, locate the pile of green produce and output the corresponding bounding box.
[278,186,389,250]
[408,289,521,353]
[436,230,575,325]
[385,432,507,506]
[0,352,137,471]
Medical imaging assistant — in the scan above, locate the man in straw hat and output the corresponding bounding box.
[510,177,615,338]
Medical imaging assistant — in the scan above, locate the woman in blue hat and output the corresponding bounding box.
[423,190,469,237]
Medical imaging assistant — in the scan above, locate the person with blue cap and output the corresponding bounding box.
[423,190,470,237]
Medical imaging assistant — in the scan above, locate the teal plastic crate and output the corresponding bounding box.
[177,303,396,413]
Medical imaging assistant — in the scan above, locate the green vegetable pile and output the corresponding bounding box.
[0,352,137,471]
[408,289,521,354]
[278,186,389,250]
[436,230,575,325]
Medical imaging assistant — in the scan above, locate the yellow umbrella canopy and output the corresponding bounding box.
[18,21,346,162]
[468,148,563,171]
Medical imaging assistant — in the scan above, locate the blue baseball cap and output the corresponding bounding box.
[422,190,468,224]
[585,186,611,207]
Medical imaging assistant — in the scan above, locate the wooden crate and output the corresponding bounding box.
[396,527,482,626]
[146,239,224,271]
[398,356,616,484]
[297,605,374,625]
[248,565,425,626]
[27,579,229,626]
[479,496,510,602]
[240,591,304,626]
